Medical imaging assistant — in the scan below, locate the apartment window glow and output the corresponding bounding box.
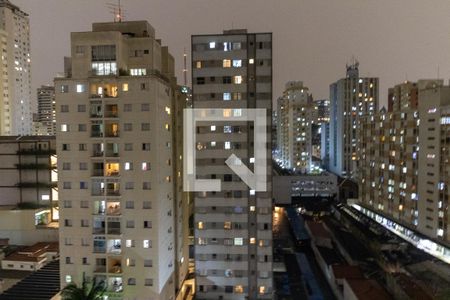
[234,76,243,84]
[122,83,129,91]
[249,58,254,64]
[76,84,85,93]
[224,141,231,149]
[196,61,202,69]
[234,237,243,246]
[223,92,231,100]
[223,59,231,68]
[143,240,151,248]
[210,125,216,131]
[233,60,242,67]
[130,68,146,76]
[209,42,216,49]
[61,124,68,132]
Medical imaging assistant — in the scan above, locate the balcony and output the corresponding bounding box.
[90,84,118,99]
[107,239,121,254]
[107,220,121,235]
[90,102,103,118]
[105,143,119,157]
[93,240,106,254]
[93,201,106,215]
[106,202,121,216]
[105,163,120,177]
[106,188,120,197]
[104,105,119,118]
[105,123,119,138]
[108,277,123,293]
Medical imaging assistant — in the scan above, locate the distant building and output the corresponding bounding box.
[0,0,33,135]
[358,79,450,244]
[56,20,189,300]
[388,81,418,112]
[312,99,330,160]
[36,85,56,135]
[277,81,314,173]
[0,136,57,213]
[1,242,58,271]
[192,29,273,299]
[329,62,379,178]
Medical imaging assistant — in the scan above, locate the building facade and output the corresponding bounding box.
[329,62,378,178]
[277,81,313,173]
[192,29,273,299]
[56,21,188,300]
[0,0,32,136]
[0,136,57,211]
[36,85,56,135]
[359,80,450,244]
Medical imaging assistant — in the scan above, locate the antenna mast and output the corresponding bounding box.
[107,0,125,22]
[183,48,187,86]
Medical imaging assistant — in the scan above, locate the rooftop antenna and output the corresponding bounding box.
[437,65,440,79]
[107,0,125,22]
[183,48,188,86]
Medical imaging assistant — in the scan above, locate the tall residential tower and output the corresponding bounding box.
[56,20,189,300]
[328,62,379,178]
[192,29,273,299]
[0,0,32,135]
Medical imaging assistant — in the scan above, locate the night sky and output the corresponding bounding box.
[14,0,450,107]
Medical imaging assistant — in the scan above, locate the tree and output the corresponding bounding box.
[61,277,106,300]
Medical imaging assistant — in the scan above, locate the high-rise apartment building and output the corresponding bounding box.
[359,80,450,243]
[0,0,32,136]
[277,81,313,173]
[36,85,56,135]
[192,29,273,299]
[56,20,189,300]
[329,62,378,178]
[417,83,450,241]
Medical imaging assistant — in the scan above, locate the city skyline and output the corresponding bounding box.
[13,0,450,106]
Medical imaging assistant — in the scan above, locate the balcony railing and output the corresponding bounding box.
[16,182,57,188]
[93,246,106,254]
[105,130,119,138]
[104,111,119,118]
[94,266,107,273]
[15,163,55,170]
[91,131,104,138]
[93,227,106,234]
[92,169,104,177]
[107,227,121,235]
[106,189,120,196]
[16,149,56,156]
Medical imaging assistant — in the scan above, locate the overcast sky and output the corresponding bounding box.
[14,0,450,107]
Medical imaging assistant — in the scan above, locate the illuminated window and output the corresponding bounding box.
[142,162,150,171]
[209,42,216,49]
[223,92,231,100]
[233,60,242,67]
[224,141,231,150]
[233,109,242,117]
[249,58,254,64]
[224,222,231,229]
[223,109,231,117]
[259,286,266,294]
[122,83,129,91]
[198,222,204,229]
[235,285,244,293]
[76,84,85,93]
[196,61,202,69]
[130,68,146,76]
[250,237,256,244]
[61,124,68,132]
[234,76,243,84]
[224,126,232,133]
[234,237,243,246]
[250,206,256,212]
[210,125,216,131]
[165,106,171,115]
[223,59,231,68]
[143,240,151,248]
